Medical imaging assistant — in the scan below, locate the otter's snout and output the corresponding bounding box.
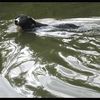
[15,18,20,25]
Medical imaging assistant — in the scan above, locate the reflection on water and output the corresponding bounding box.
[0,3,100,98]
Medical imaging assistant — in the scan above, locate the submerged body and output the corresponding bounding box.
[14,14,79,32]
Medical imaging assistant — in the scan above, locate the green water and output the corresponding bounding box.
[1,2,100,19]
[0,2,100,98]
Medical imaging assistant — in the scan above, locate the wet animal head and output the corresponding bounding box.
[15,14,36,31]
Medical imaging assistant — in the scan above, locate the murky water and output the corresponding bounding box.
[0,2,100,98]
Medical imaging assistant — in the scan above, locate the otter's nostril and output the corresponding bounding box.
[15,20,18,25]
[15,20,17,23]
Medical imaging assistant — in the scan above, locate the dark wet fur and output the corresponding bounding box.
[15,15,79,32]
[54,23,79,29]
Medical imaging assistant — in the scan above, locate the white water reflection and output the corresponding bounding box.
[0,17,100,97]
[38,75,100,98]
[58,52,99,75]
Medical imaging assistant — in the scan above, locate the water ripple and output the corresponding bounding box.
[0,17,100,97]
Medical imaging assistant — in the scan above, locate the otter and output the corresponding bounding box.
[15,14,79,32]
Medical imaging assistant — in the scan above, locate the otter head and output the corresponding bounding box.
[15,14,36,31]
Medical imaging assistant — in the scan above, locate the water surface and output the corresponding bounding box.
[0,2,100,98]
